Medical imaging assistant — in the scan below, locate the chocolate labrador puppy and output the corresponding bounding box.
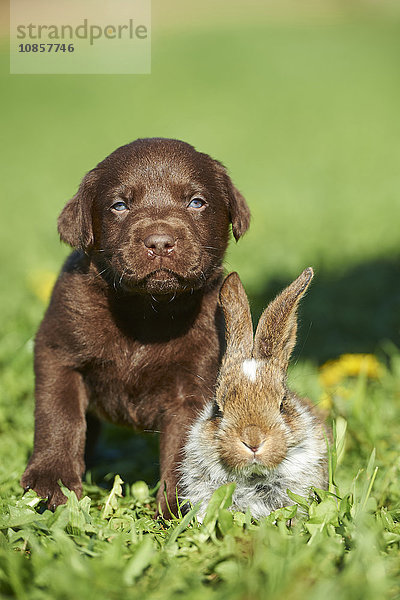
[21,138,250,516]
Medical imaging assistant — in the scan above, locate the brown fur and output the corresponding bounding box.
[253,268,314,367]
[20,138,250,515]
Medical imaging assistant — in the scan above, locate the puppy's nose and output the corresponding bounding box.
[143,233,176,256]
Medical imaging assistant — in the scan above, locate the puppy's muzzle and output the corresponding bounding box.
[143,233,176,257]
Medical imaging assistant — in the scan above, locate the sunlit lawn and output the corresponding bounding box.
[1,9,400,599]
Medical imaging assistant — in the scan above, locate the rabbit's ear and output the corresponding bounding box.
[253,268,314,369]
[219,272,253,358]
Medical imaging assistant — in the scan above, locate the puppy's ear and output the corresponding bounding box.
[227,179,251,241]
[253,268,314,369]
[57,170,98,249]
[214,161,251,241]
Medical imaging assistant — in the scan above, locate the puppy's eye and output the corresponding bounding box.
[111,201,128,212]
[188,197,206,210]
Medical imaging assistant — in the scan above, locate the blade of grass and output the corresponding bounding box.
[166,503,201,546]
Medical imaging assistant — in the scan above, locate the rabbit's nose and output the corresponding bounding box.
[242,439,265,454]
[241,425,266,454]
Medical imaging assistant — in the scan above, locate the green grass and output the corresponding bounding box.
[2,348,400,600]
[1,8,400,600]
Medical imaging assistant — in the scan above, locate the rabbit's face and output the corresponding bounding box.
[211,359,297,473]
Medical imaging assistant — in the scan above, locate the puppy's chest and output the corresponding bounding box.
[83,333,173,394]
[82,324,219,427]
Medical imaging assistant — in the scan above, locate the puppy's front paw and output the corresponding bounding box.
[155,486,181,519]
[20,464,82,511]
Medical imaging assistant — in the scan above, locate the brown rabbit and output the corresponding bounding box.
[180,268,328,519]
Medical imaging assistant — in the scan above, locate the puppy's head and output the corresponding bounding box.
[58,138,250,294]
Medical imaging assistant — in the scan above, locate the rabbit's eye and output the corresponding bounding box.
[212,403,223,419]
[280,396,286,413]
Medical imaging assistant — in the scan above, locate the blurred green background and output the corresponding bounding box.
[1,0,400,482]
[2,0,400,364]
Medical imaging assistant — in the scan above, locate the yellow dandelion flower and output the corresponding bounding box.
[28,269,57,304]
[319,362,343,388]
[338,354,382,379]
[319,353,383,389]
